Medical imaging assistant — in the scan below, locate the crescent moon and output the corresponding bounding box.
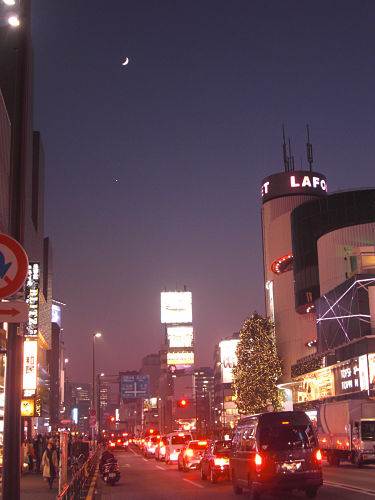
[122,57,129,66]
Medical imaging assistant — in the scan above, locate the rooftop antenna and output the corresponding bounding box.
[288,138,295,171]
[306,124,313,171]
[282,124,289,172]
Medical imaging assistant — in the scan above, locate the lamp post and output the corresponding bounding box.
[92,332,102,439]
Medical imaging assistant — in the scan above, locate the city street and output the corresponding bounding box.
[95,447,375,499]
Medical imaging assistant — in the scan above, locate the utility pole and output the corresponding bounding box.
[1,1,31,499]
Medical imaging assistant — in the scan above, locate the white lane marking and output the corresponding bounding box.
[129,447,138,456]
[142,458,148,462]
[182,479,205,489]
[324,481,375,497]
[155,465,166,470]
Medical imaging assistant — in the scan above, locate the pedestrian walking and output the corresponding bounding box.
[41,440,58,489]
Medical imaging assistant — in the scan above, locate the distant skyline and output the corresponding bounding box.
[31,0,375,382]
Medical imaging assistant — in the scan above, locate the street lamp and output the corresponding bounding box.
[2,0,16,6]
[7,14,20,27]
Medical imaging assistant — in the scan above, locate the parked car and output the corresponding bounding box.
[230,411,323,498]
[201,440,231,483]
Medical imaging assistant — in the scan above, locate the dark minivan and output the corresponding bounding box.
[230,411,323,499]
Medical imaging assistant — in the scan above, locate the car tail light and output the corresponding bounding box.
[110,442,115,447]
[255,453,262,472]
[198,441,207,446]
[185,449,194,458]
[315,449,322,462]
[117,439,121,443]
[214,457,229,466]
[160,446,166,454]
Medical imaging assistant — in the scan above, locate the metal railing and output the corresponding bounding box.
[57,448,100,500]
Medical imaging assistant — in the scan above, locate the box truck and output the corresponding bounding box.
[318,399,375,467]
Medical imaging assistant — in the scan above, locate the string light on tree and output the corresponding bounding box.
[233,312,283,415]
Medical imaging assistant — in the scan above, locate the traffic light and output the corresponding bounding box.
[110,416,115,422]
[177,399,189,408]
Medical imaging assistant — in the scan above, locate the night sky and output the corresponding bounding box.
[31,1,375,383]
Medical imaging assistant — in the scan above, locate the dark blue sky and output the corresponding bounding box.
[31,0,375,382]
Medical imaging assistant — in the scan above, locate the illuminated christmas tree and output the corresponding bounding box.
[233,312,283,414]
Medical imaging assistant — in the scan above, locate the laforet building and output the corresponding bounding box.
[261,154,375,413]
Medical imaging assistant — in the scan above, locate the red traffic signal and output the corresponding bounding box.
[177,399,188,408]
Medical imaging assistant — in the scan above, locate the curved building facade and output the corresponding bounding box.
[291,189,375,311]
[261,170,328,381]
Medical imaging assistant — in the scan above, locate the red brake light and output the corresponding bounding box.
[198,441,207,446]
[185,449,194,458]
[117,439,121,443]
[255,453,262,467]
[315,449,322,461]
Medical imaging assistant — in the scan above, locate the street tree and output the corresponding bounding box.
[233,312,283,415]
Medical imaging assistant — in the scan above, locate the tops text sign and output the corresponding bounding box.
[261,171,328,203]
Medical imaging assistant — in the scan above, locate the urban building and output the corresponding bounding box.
[159,288,195,433]
[213,333,240,434]
[49,300,65,429]
[193,367,214,435]
[141,353,161,430]
[260,142,375,415]
[65,382,92,433]
[284,189,375,411]
[1,15,55,452]
[261,166,328,381]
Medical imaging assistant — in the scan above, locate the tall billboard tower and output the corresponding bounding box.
[161,289,194,370]
[261,130,328,381]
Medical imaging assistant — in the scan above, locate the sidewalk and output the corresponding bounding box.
[20,472,57,500]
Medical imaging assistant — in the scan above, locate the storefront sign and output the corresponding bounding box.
[333,358,361,395]
[21,397,35,417]
[294,366,334,403]
[25,263,40,336]
[22,340,37,391]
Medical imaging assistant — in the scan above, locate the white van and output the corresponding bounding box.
[164,432,193,464]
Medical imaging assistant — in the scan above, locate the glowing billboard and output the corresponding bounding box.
[21,398,35,417]
[167,326,194,348]
[167,351,194,367]
[219,339,239,384]
[25,263,40,336]
[161,291,192,324]
[23,340,38,391]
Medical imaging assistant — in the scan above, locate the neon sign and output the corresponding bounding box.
[261,171,328,203]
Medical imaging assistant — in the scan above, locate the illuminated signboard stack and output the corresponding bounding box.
[161,290,194,370]
[22,263,41,416]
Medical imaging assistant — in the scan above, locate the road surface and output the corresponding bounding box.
[95,446,375,499]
